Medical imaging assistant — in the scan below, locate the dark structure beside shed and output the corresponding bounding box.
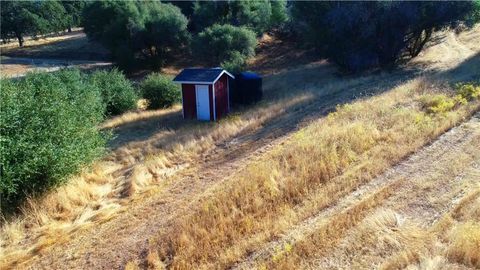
[232,72,263,105]
[173,68,234,121]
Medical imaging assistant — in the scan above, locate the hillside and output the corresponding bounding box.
[1,26,479,270]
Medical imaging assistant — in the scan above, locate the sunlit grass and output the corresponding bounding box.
[149,77,480,269]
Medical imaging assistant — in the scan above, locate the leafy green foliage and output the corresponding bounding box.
[82,1,190,71]
[61,1,86,31]
[465,0,480,27]
[37,0,69,34]
[422,94,456,114]
[0,70,107,209]
[194,24,256,73]
[0,1,69,46]
[192,0,286,34]
[89,69,138,116]
[140,73,181,109]
[291,2,477,72]
[221,51,248,74]
[421,82,480,114]
[456,82,480,101]
[270,0,288,27]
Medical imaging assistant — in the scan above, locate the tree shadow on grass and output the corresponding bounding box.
[1,32,110,61]
[105,59,428,168]
[435,51,480,82]
[104,49,479,167]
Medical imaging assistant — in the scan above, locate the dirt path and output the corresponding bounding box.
[0,56,112,78]
[21,61,422,270]
[232,113,480,269]
[13,27,479,269]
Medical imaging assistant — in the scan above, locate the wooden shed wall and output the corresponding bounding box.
[214,74,229,119]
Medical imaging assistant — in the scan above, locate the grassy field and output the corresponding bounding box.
[1,26,479,269]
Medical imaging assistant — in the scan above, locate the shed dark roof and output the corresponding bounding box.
[173,68,234,83]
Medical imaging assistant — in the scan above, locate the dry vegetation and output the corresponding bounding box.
[1,26,479,269]
[149,78,480,269]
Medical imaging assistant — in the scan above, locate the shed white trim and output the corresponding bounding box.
[212,70,235,84]
[212,83,216,121]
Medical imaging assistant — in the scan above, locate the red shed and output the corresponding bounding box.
[173,68,235,121]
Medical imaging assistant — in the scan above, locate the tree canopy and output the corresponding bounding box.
[61,1,87,32]
[192,0,286,34]
[291,1,478,72]
[1,1,69,46]
[82,0,190,70]
[194,24,257,73]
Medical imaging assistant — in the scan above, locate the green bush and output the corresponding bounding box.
[221,51,248,74]
[140,73,181,109]
[89,68,138,116]
[421,94,456,114]
[0,69,108,210]
[456,82,480,101]
[192,1,285,34]
[194,24,257,71]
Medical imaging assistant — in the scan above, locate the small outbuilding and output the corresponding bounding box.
[233,72,263,105]
[173,68,235,121]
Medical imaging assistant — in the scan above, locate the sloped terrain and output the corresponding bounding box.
[1,26,479,270]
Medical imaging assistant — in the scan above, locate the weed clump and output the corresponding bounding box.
[448,222,480,268]
[421,94,456,114]
[456,82,480,101]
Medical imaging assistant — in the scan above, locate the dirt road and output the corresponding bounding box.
[22,58,422,270]
[232,113,480,269]
[6,27,479,269]
[0,56,112,78]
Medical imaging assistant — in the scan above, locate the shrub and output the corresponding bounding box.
[456,82,480,101]
[421,94,456,114]
[0,69,107,210]
[221,51,248,74]
[194,24,256,72]
[140,73,181,109]
[89,68,138,116]
[192,0,280,34]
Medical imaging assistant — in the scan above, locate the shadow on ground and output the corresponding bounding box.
[1,32,109,61]
[106,60,427,160]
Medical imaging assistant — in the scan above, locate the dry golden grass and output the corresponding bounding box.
[288,121,480,270]
[448,222,480,267]
[0,30,83,51]
[1,26,479,269]
[378,188,480,270]
[0,60,317,268]
[149,76,480,269]
[267,181,406,270]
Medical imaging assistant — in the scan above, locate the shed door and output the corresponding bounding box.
[195,85,210,121]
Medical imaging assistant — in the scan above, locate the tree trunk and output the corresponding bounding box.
[17,34,24,47]
[68,26,72,33]
[407,28,433,58]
